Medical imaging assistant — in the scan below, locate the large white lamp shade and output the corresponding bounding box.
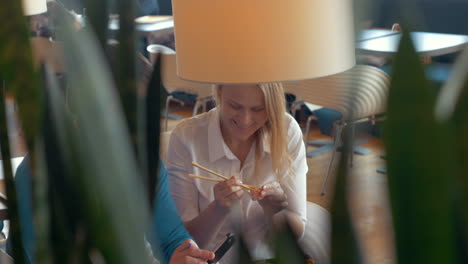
[22,0,47,16]
[172,0,356,84]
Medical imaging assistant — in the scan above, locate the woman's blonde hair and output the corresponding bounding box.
[213,83,292,180]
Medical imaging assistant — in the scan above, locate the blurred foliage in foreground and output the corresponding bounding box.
[0,1,467,264]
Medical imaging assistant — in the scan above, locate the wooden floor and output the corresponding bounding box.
[312,133,396,264]
[164,104,396,264]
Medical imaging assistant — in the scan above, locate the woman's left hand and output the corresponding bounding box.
[251,181,288,216]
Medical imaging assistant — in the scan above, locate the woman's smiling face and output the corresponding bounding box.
[218,85,268,143]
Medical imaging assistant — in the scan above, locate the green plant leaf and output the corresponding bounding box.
[0,2,41,263]
[83,0,108,51]
[236,235,255,264]
[33,141,54,264]
[0,80,26,264]
[41,67,90,263]
[330,126,362,264]
[41,49,84,260]
[47,10,151,264]
[383,30,459,264]
[273,224,305,264]
[141,54,163,207]
[116,0,138,156]
[0,0,42,156]
[450,56,468,263]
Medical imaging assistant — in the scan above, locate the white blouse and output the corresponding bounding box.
[166,108,307,263]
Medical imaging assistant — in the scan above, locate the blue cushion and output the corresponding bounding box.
[425,63,452,85]
[171,91,197,104]
[306,108,342,136]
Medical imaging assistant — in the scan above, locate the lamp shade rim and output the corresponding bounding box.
[177,62,356,85]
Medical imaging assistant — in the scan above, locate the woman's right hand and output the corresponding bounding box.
[213,176,244,208]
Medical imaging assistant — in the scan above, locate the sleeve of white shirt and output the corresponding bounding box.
[166,127,200,222]
[281,115,308,224]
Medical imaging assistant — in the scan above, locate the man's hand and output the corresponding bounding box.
[170,239,215,264]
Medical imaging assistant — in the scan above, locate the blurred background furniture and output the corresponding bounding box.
[109,15,174,33]
[368,0,468,35]
[356,31,468,58]
[283,65,390,195]
[356,26,468,89]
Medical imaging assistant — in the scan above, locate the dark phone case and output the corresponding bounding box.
[207,233,236,264]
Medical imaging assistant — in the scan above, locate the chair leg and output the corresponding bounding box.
[349,122,355,168]
[304,115,314,150]
[193,99,201,116]
[193,97,213,116]
[201,98,206,113]
[164,95,173,131]
[290,101,303,118]
[320,122,344,196]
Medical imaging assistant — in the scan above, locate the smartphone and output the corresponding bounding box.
[207,233,236,264]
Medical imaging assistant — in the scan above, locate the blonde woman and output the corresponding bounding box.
[166,83,307,263]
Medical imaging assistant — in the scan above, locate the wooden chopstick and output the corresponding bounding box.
[192,161,229,180]
[188,174,222,183]
[188,174,256,191]
[241,183,257,189]
[191,162,259,191]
